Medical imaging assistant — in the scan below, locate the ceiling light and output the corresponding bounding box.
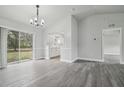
[30,5,45,27]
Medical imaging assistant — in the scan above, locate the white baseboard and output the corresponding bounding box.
[78,57,104,62]
[60,57,78,63]
[34,57,45,60]
[120,61,124,64]
[104,53,120,55]
[0,65,6,69]
[35,56,104,63]
[61,57,104,63]
[120,63,124,64]
[71,58,78,63]
[45,57,50,60]
[60,59,72,63]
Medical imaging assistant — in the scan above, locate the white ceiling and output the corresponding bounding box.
[0,5,124,28]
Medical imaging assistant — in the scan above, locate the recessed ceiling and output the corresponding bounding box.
[0,5,124,28]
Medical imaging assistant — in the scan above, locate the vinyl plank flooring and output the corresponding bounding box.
[0,59,124,87]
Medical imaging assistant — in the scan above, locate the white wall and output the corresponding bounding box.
[34,28,45,59]
[0,30,1,67]
[45,15,78,62]
[62,16,72,62]
[71,15,78,61]
[78,13,124,63]
[103,30,120,55]
[0,28,8,68]
[45,15,73,62]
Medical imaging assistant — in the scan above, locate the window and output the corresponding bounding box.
[7,30,33,63]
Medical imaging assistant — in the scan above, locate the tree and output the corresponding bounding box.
[8,31,32,51]
[20,33,32,48]
[8,31,19,51]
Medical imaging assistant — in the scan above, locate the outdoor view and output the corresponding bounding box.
[7,30,33,63]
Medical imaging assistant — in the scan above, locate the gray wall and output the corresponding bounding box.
[78,13,124,63]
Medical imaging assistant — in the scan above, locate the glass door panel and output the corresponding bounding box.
[20,32,33,61]
[7,31,19,63]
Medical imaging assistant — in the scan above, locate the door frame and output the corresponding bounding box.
[102,27,122,63]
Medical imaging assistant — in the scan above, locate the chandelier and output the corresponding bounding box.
[30,5,45,27]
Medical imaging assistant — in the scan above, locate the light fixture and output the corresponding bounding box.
[30,5,45,27]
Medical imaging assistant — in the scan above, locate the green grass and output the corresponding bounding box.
[7,49,32,63]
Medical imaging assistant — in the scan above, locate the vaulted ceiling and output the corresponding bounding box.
[0,5,124,29]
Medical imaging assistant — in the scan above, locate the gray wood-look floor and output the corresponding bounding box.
[0,58,124,87]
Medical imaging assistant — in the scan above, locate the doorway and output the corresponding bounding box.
[7,30,33,64]
[102,28,122,64]
[46,33,64,61]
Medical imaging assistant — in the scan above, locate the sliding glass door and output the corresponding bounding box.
[7,30,33,63]
[20,32,33,61]
[7,31,19,63]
